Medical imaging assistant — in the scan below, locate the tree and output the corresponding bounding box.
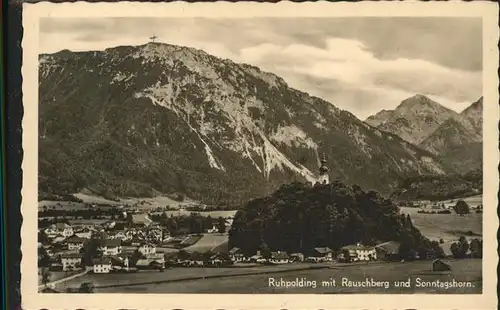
[229,181,432,257]
[469,238,483,258]
[217,217,226,234]
[204,215,213,231]
[167,218,178,234]
[458,236,470,255]
[41,268,52,287]
[453,200,470,216]
[38,247,51,267]
[82,239,99,266]
[450,236,469,258]
[38,231,50,245]
[259,241,272,259]
[126,212,133,226]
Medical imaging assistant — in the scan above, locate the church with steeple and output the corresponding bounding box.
[318,154,330,184]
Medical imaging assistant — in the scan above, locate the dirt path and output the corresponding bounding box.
[39,270,89,289]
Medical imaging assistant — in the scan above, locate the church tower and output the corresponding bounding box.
[318,154,330,184]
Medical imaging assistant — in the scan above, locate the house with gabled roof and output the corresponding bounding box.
[375,241,400,261]
[229,247,245,263]
[269,251,290,264]
[45,223,74,238]
[138,242,156,256]
[311,247,333,260]
[341,243,377,262]
[61,253,82,271]
[65,235,86,251]
[74,229,92,239]
[92,257,112,274]
[51,234,67,244]
[96,239,122,256]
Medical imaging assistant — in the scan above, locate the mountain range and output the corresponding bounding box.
[366,96,483,174]
[38,43,480,206]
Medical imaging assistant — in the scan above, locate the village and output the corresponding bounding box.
[38,204,483,294]
[38,209,399,277]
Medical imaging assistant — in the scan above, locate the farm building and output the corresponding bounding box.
[432,259,452,272]
[309,247,334,261]
[269,251,290,264]
[375,241,401,261]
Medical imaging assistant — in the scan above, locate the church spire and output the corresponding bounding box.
[318,153,330,184]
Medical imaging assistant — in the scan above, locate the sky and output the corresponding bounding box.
[40,17,482,119]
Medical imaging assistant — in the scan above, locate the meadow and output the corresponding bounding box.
[55,259,481,294]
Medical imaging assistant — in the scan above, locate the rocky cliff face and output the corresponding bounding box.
[366,95,483,175]
[365,94,461,145]
[418,97,483,173]
[39,43,451,206]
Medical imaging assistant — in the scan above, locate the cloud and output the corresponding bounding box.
[39,17,482,119]
[228,38,481,118]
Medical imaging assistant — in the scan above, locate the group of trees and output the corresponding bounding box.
[229,181,442,260]
[453,200,471,216]
[397,214,445,260]
[392,171,482,201]
[450,236,482,258]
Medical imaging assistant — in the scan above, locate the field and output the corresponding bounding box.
[400,194,482,257]
[401,207,482,238]
[400,206,482,242]
[38,270,81,285]
[413,194,483,209]
[39,191,200,211]
[183,234,229,252]
[54,259,481,294]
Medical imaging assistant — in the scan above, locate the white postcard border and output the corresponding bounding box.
[21,2,499,309]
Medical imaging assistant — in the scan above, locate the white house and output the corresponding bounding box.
[341,244,377,262]
[138,243,156,256]
[206,225,218,234]
[61,253,82,271]
[65,235,86,251]
[96,239,122,256]
[92,258,112,274]
[45,223,74,237]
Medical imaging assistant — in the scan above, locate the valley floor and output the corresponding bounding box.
[53,259,481,294]
[40,193,483,294]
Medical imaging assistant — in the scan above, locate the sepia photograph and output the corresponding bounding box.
[21,2,498,309]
